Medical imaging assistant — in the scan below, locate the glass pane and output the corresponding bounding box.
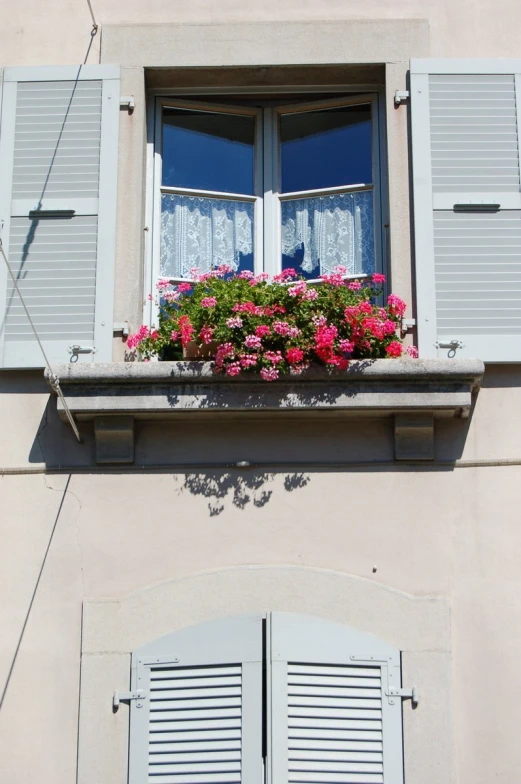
[280,104,372,193]
[281,189,374,278]
[162,108,255,195]
[161,193,254,279]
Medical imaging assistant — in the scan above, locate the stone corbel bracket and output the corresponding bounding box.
[45,359,484,463]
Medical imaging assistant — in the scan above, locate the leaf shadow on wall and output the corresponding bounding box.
[178,471,310,517]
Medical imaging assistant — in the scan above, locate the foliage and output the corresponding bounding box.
[127,266,418,379]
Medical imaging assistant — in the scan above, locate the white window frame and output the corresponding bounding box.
[144,86,387,327]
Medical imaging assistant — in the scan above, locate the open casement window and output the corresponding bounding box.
[126,613,404,784]
[411,59,521,361]
[148,93,382,322]
[0,65,119,368]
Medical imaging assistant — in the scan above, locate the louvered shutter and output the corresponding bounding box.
[411,59,521,361]
[269,612,403,784]
[128,615,264,784]
[0,65,119,367]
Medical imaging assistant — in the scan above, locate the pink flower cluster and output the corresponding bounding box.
[273,321,300,338]
[127,325,152,350]
[129,266,413,377]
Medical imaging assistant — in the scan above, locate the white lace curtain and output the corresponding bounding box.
[161,189,374,279]
[281,189,375,275]
[161,193,254,278]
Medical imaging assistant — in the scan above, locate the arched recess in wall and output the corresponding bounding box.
[127,612,405,784]
[78,567,452,784]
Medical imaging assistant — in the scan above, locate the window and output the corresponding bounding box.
[126,613,405,784]
[148,92,384,302]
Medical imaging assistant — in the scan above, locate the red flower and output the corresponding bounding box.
[385,340,403,357]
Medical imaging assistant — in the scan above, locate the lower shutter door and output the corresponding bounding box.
[269,612,404,784]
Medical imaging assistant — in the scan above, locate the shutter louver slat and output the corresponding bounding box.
[429,74,520,193]
[148,665,244,783]
[5,215,97,341]
[12,81,102,200]
[287,663,384,784]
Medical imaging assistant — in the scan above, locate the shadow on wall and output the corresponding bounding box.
[179,471,310,516]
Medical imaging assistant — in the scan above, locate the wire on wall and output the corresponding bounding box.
[85,0,98,32]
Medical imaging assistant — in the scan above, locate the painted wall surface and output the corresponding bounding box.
[1,0,521,65]
[1,4,521,784]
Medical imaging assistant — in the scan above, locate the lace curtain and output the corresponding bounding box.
[161,193,254,278]
[281,189,375,276]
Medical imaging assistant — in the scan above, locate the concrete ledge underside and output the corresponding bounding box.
[47,359,484,421]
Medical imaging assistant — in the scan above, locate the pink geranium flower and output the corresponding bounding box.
[386,340,403,357]
[244,334,262,349]
[226,316,243,328]
[260,367,279,381]
[387,294,406,317]
[286,347,305,364]
[201,296,217,308]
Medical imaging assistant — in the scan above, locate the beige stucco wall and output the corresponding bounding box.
[2,0,521,65]
[2,370,521,783]
[1,3,521,784]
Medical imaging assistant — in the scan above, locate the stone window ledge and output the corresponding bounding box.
[45,359,484,462]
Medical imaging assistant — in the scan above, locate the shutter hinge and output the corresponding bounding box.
[113,689,146,710]
[394,90,410,106]
[386,686,419,706]
[120,96,135,113]
[113,321,130,337]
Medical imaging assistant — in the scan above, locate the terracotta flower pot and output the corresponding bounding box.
[182,340,219,360]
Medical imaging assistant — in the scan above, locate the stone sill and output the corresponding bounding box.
[45,359,484,463]
[47,358,484,421]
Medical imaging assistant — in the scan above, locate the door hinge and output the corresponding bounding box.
[386,686,419,706]
[113,689,146,710]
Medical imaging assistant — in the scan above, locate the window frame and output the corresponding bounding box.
[144,85,388,327]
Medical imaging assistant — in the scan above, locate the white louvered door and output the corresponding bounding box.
[269,613,403,784]
[411,60,521,361]
[128,615,263,784]
[0,65,119,367]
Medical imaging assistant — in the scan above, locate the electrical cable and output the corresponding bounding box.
[0,241,82,443]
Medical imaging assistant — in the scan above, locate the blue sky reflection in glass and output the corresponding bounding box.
[280,103,374,278]
[162,108,255,194]
[161,108,255,275]
[280,104,372,193]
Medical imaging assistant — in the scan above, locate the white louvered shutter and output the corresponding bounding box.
[0,65,119,367]
[128,615,263,784]
[269,612,403,784]
[411,59,521,361]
